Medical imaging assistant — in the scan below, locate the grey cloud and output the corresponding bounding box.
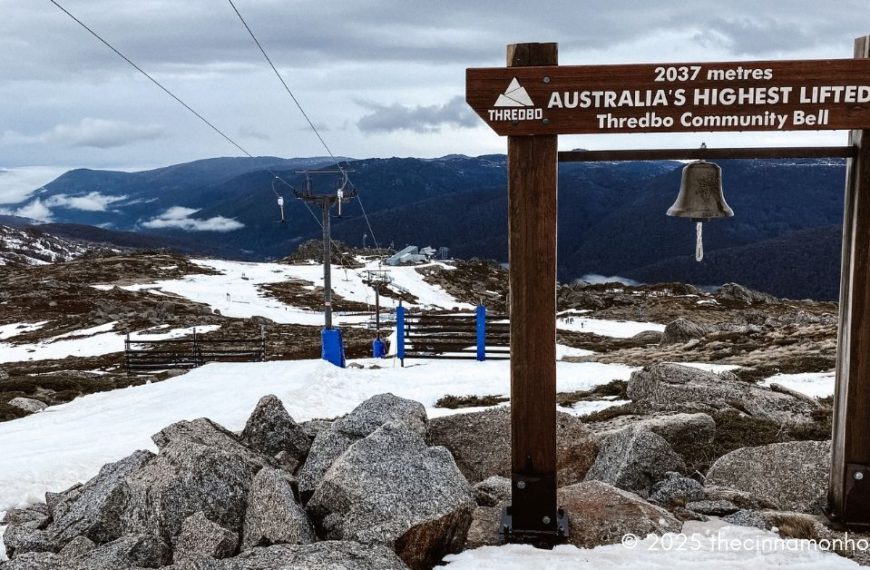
[2,119,165,149]
[16,0,866,84]
[8,2,866,85]
[693,17,837,55]
[48,118,165,149]
[357,97,477,133]
[17,0,867,79]
[239,125,271,141]
[2,0,869,169]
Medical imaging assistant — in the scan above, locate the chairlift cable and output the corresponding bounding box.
[226,0,381,249]
[47,0,322,230]
[48,0,252,168]
[226,0,346,177]
[356,195,380,250]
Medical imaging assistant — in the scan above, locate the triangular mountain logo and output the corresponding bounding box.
[494,78,534,107]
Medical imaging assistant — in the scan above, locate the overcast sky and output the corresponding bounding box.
[2,0,869,192]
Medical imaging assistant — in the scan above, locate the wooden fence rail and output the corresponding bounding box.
[125,332,266,373]
[398,306,510,364]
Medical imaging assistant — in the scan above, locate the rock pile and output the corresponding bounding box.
[1,394,468,570]
[428,406,599,485]
[626,362,819,422]
[659,318,711,346]
[705,440,831,513]
[2,380,853,568]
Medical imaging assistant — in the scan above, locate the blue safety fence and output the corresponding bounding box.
[125,331,265,373]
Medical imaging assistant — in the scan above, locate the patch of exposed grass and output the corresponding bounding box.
[557,380,628,408]
[773,514,819,541]
[811,397,834,424]
[434,394,509,409]
[578,401,640,423]
[730,367,774,384]
[0,373,155,423]
[730,356,835,384]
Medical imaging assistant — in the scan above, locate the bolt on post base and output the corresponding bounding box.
[499,505,569,549]
[826,463,870,530]
[499,472,569,548]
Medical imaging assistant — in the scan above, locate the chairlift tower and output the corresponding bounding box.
[362,269,393,357]
[294,169,356,366]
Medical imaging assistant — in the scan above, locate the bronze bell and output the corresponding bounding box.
[667,158,733,262]
[668,160,734,220]
[667,159,733,220]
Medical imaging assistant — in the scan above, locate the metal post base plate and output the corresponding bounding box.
[499,505,569,549]
[825,463,870,530]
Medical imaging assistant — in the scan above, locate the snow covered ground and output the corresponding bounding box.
[0,324,219,364]
[0,321,47,340]
[99,258,475,326]
[762,371,836,398]
[556,314,665,338]
[93,259,667,338]
[442,520,860,569]
[1,257,845,567]
[0,357,635,514]
[673,362,741,374]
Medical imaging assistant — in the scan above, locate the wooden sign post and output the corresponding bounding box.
[467,36,870,544]
[502,43,564,546]
[828,35,870,530]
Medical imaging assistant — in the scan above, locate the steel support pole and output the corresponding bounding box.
[322,199,333,330]
[375,288,381,339]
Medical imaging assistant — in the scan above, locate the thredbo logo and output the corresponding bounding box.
[489,78,543,121]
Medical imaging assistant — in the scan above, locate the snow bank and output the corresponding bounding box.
[0,324,219,364]
[101,259,668,337]
[564,399,630,417]
[115,259,475,327]
[556,315,665,338]
[672,362,741,374]
[0,357,634,512]
[442,520,859,569]
[0,321,48,340]
[762,371,835,398]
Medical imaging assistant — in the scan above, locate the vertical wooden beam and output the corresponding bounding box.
[828,34,870,528]
[504,42,563,545]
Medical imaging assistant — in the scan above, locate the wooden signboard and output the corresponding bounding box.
[471,39,870,547]
[467,58,870,135]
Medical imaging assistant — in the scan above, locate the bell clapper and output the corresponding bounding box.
[695,219,704,262]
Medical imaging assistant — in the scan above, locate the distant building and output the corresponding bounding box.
[386,246,425,266]
[385,245,445,266]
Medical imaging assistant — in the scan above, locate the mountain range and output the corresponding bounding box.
[2,155,848,300]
